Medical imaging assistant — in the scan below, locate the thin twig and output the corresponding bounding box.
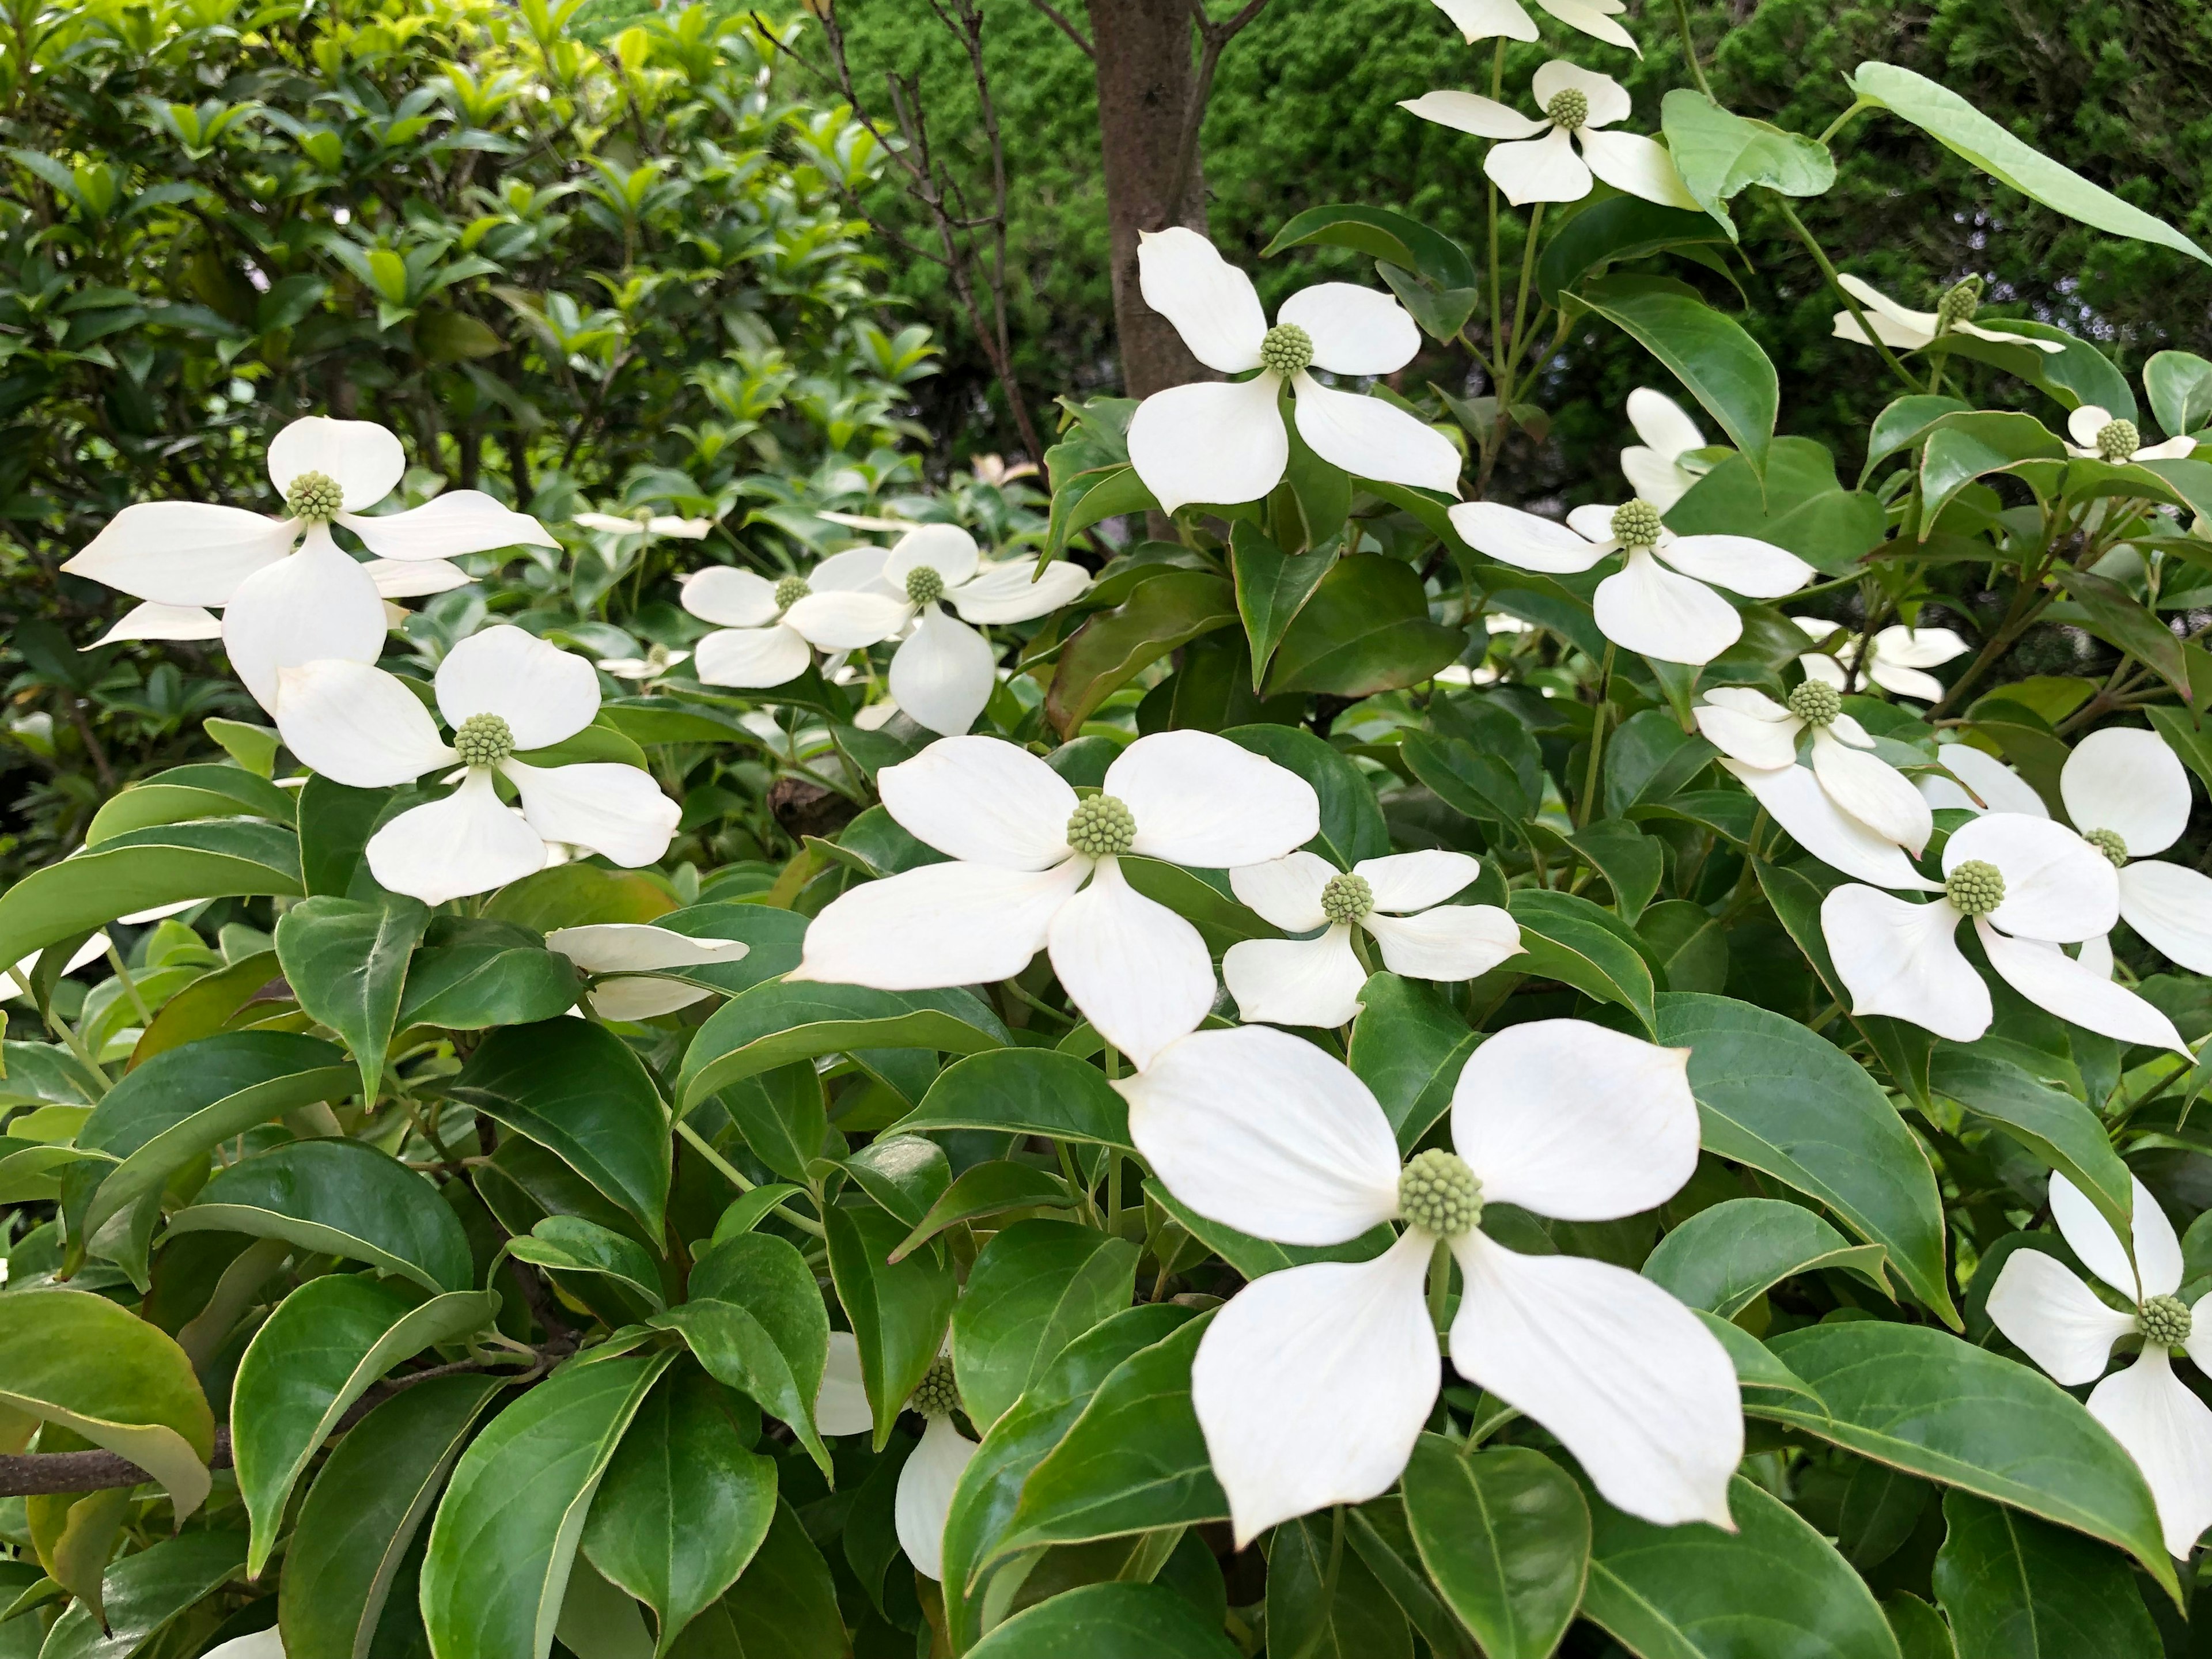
[1022,0,1092,56]
[1160,0,1272,228]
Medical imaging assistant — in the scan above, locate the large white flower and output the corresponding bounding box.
[1820,812,2184,1050]
[1620,388,1707,510]
[1122,1022,1741,1544]
[2062,404,2195,464]
[63,417,553,711]
[1987,1172,2212,1559]
[1829,275,2066,355]
[1401,63,1695,210]
[2060,728,2212,976]
[792,733,1319,1069]
[813,1337,974,1581]
[1429,0,1639,52]
[1123,229,1463,516]
[1452,497,1812,665]
[273,625,680,907]
[681,546,896,689]
[1223,850,1521,1028]
[546,924,749,1020]
[1796,618,1969,704]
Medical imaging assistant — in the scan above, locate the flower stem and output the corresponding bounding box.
[1770,198,1921,395]
[1427,1235,1452,1336]
[104,942,151,1027]
[1672,0,1714,97]
[1575,642,1616,830]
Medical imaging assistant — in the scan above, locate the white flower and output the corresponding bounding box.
[574,511,716,539]
[813,1335,974,1581]
[594,643,692,682]
[1619,388,1708,510]
[681,545,896,690]
[2059,728,2212,977]
[1121,1022,1741,1543]
[1428,0,1639,52]
[1828,275,2065,356]
[792,732,1320,1069]
[1820,813,2185,1050]
[63,417,554,711]
[2062,404,2195,464]
[1401,63,1695,210]
[1451,497,1812,665]
[1987,1172,2212,1559]
[1223,850,1521,1028]
[1124,229,1463,516]
[546,924,749,1020]
[272,625,680,907]
[1915,740,2048,819]
[1796,618,1968,704]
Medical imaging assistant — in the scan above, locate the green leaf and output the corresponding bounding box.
[1147,1185,1393,1282]
[952,1219,1140,1434]
[1507,890,1657,1033]
[1232,524,1335,689]
[1566,820,1665,923]
[1660,90,1836,236]
[1400,1438,1588,1659]
[824,1201,957,1452]
[1404,732,1533,828]
[456,1019,672,1236]
[1047,465,1158,559]
[890,1161,1074,1261]
[484,864,676,930]
[1262,203,1476,289]
[2146,350,2212,439]
[399,919,580,1030]
[233,1277,497,1575]
[892,1049,1132,1149]
[1536,197,1730,305]
[1580,276,1778,475]
[0,821,301,968]
[206,717,281,777]
[652,1301,830,1480]
[677,982,1009,1111]
[1755,858,1936,1103]
[421,1353,675,1659]
[1267,1511,1412,1659]
[839,1134,950,1229]
[2054,568,2190,700]
[1864,395,1976,479]
[660,1503,846,1659]
[965,1581,1240,1659]
[1666,437,1886,576]
[1849,62,2211,264]
[1919,413,2066,527]
[37,1531,247,1659]
[510,1217,666,1310]
[1927,1049,2135,1249]
[1047,570,1238,737]
[275,894,430,1106]
[84,764,297,846]
[1263,555,1465,698]
[1224,722,1392,866]
[296,777,391,898]
[1641,1196,1891,1317]
[581,1368,775,1658]
[1930,1489,2161,1659]
[687,1233,832,1442]
[169,1138,476,1294]
[713,1063,826,1186]
[1348,973,1477,1153]
[1654,993,1957,1326]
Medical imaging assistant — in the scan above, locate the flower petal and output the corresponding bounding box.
[1985,1249,2136,1385]
[1956,321,2066,353]
[682,567,782,627]
[1449,1232,1740,1529]
[1627,388,1705,461]
[2087,1347,2212,1559]
[1356,850,1483,912]
[2062,728,2190,857]
[1531,60,1633,125]
[1834,306,1934,352]
[889,607,997,737]
[2119,859,2212,975]
[1694,700,1802,770]
[2068,406,2112,448]
[1229,850,1335,931]
[1484,127,1593,206]
[1135,227,1267,373]
[340,491,554,561]
[1223,930,1370,1029]
[2136,435,2199,460]
[1836,275,1938,341]
[1277,282,1423,377]
[1367,906,1522,982]
[896,1415,978,1581]
[1820,885,1989,1041]
[274,660,455,787]
[1576,128,1699,209]
[502,760,680,869]
[1873,624,1971,669]
[1592,548,1741,665]
[887,524,981,590]
[1655,533,1812,599]
[62,502,297,607]
[1397,90,1548,139]
[1810,729,1934,854]
[2051,1170,2183,1303]
[1976,921,2187,1055]
[1867,661,1949,702]
[1127,376,1290,514]
[586,979,713,1021]
[1566,503,1620,543]
[89,602,225,645]
[791,859,1086,989]
[1191,1233,1440,1547]
[817,1331,874,1436]
[1621,448,1695,511]
[1945,814,2118,942]
[1450,502,1609,574]
[693,624,812,688]
[222,527,388,712]
[364,557,470,598]
[881,737,1078,870]
[546,923,749,975]
[1427,0,1538,43]
[267,416,405,510]
[2077,932,2116,980]
[809,545,895,593]
[1532,0,1640,52]
[366,771,548,906]
[783,590,912,651]
[1291,374,1463,497]
[1109,729,1321,868]
[1798,652,1849,691]
[948,558,1093,624]
[1047,857,1215,1069]
[1119,1023,1403,1243]
[1725,760,1936,889]
[436,624,600,750]
[1922,743,2048,817]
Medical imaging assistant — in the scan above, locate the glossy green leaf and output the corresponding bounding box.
[0,821,301,968]
[673,1231,834,1472]
[677,981,1008,1111]
[1930,1489,2161,1658]
[711,1062,826,1187]
[652,1302,829,1480]
[37,1529,247,1659]
[294,776,391,898]
[1508,889,1657,1032]
[1928,1049,2134,1249]
[1348,972,1478,1152]
[1919,412,2065,526]
[84,764,297,845]
[2054,567,2190,699]
[509,1217,666,1310]
[1667,437,1887,576]
[1047,570,1238,736]
[953,1219,1140,1434]
[2146,350,2212,439]
[1400,1438,1588,1659]
[275,893,429,1106]
[1567,820,1665,923]
[1642,1196,1891,1316]
[1260,202,1477,289]
[839,1133,951,1228]
[660,1502,846,1659]
[1263,555,1465,698]
[970,1579,1242,1658]
[1661,90,1836,235]
[1580,276,1777,474]
[1231,524,1335,689]
[398,918,580,1030]
[892,1048,1133,1149]
[1535,197,1729,304]
[824,1200,957,1453]
[1267,1510,1412,1659]
[889,1161,1074,1262]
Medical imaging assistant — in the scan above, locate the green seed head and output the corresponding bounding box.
[2141,1293,2193,1348]
[2084,825,2129,867]
[908,1354,960,1419]
[1944,858,2006,918]
[1258,323,1313,377]
[1320,871,1374,926]
[2095,419,2142,462]
[452,711,515,768]
[904,565,945,607]
[1934,276,1983,332]
[1609,499,1664,548]
[1786,680,1843,726]
[1399,1149,1482,1238]
[285,469,344,522]
[1066,794,1136,858]
[1544,88,1589,131]
[773,575,811,610]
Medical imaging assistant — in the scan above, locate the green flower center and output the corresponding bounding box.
[1321,872,1374,925]
[1609,499,1663,548]
[285,469,344,522]
[1545,88,1589,130]
[1259,323,1313,377]
[2095,419,2141,462]
[2141,1293,2193,1348]
[2084,826,2129,867]
[1786,680,1842,726]
[909,1354,961,1419]
[1934,276,1983,332]
[773,575,811,610]
[1944,859,2006,918]
[1066,794,1135,858]
[905,566,945,607]
[1399,1149,1482,1238]
[452,711,515,768]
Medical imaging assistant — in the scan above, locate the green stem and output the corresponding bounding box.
[675,1118,827,1238]
[7,965,108,1093]
[1002,976,1074,1027]
[1503,201,1547,405]
[1426,1236,1452,1335]
[1347,925,1375,975]
[1575,642,1616,830]
[1320,1505,1346,1621]
[1771,198,1920,395]
[1485,39,1505,383]
[104,942,151,1027]
[1672,0,1714,97]
[1816,99,1873,146]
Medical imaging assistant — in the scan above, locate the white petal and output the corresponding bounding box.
[887,524,981,590]
[896,1415,977,1581]
[946,558,1093,624]
[547,923,749,975]
[1047,857,1215,1070]
[1837,275,1940,340]
[200,1629,285,1659]
[575,513,645,536]
[2120,860,2212,975]
[880,737,1077,870]
[693,624,812,689]
[1191,1233,1440,1547]
[62,502,297,606]
[1532,0,1641,52]
[1450,1019,1697,1221]
[2137,435,2200,460]
[1867,661,1950,702]
[1428,0,1538,42]
[682,567,781,627]
[1450,502,1609,574]
[1828,711,1877,749]
[366,771,548,906]
[436,624,600,750]
[1484,127,1593,206]
[502,760,679,869]
[1592,548,1742,665]
[1820,886,1990,1041]
[1694,700,1802,770]
[363,557,469,599]
[1397,90,1548,139]
[2069,406,2112,448]
[1577,128,1699,209]
[1120,1024,1403,1243]
[1108,729,1321,868]
[221,527,387,712]
[340,492,554,561]
[1986,1250,2135,1385]
[1810,729,1934,854]
[1706,686,1793,719]
[1291,374,1464,497]
[89,602,225,645]
[1946,815,2118,942]
[274,660,455,787]
[1924,744,2048,817]
[2077,933,2116,980]
[1223,930,1371,1029]
[1977,922,2187,1055]
[1357,850,1483,912]
[1655,533,1812,600]
[1127,377,1290,514]
[889,608,997,737]
[1724,760,1937,889]
[1229,851,1336,931]
[1566,503,1621,543]
[1834,306,1935,352]
[1799,653,1850,691]
[1278,283,1422,377]
[2088,1347,2212,1559]
[1872,624,1971,669]
[1367,906,1522,982]
[790,858,1086,990]
[809,545,895,593]
[267,416,405,510]
[1135,227,1267,374]
[1449,1232,1740,1529]
[817,1332,874,1436]
[782,590,912,650]
[1627,388,1704,461]
[2051,1171,2183,1302]
[586,979,713,1021]
[1955,321,2066,353]
[1531,61,1632,126]
[2063,728,2190,857]
[1620,449,1695,512]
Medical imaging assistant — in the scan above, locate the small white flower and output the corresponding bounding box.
[546,924,749,1020]
[64,416,554,711]
[594,643,692,682]
[792,732,1320,1068]
[1829,274,2065,356]
[1401,63,1695,209]
[272,625,680,907]
[1124,229,1463,515]
[1121,1021,1741,1543]
[1223,850,1521,1028]
[2062,404,2195,464]
[1428,0,1639,52]
[574,510,717,539]
[1619,388,1708,510]
[681,545,897,691]
[1796,618,1968,704]
[2058,728,2212,978]
[813,1335,975,1581]
[1987,1172,2212,1559]
[1452,497,1812,665]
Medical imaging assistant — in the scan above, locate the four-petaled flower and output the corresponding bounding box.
[272,624,680,906]
[1402,63,1695,209]
[1428,0,1638,51]
[681,546,897,690]
[546,923,750,1020]
[1124,229,1463,515]
[1619,387,1709,510]
[792,732,1319,1069]
[1828,274,2065,356]
[1121,1021,1742,1543]
[814,1336,975,1581]
[1223,850,1521,1028]
[1796,618,1968,703]
[2062,404,2195,464]
[64,416,553,710]
[2058,728,2212,978]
